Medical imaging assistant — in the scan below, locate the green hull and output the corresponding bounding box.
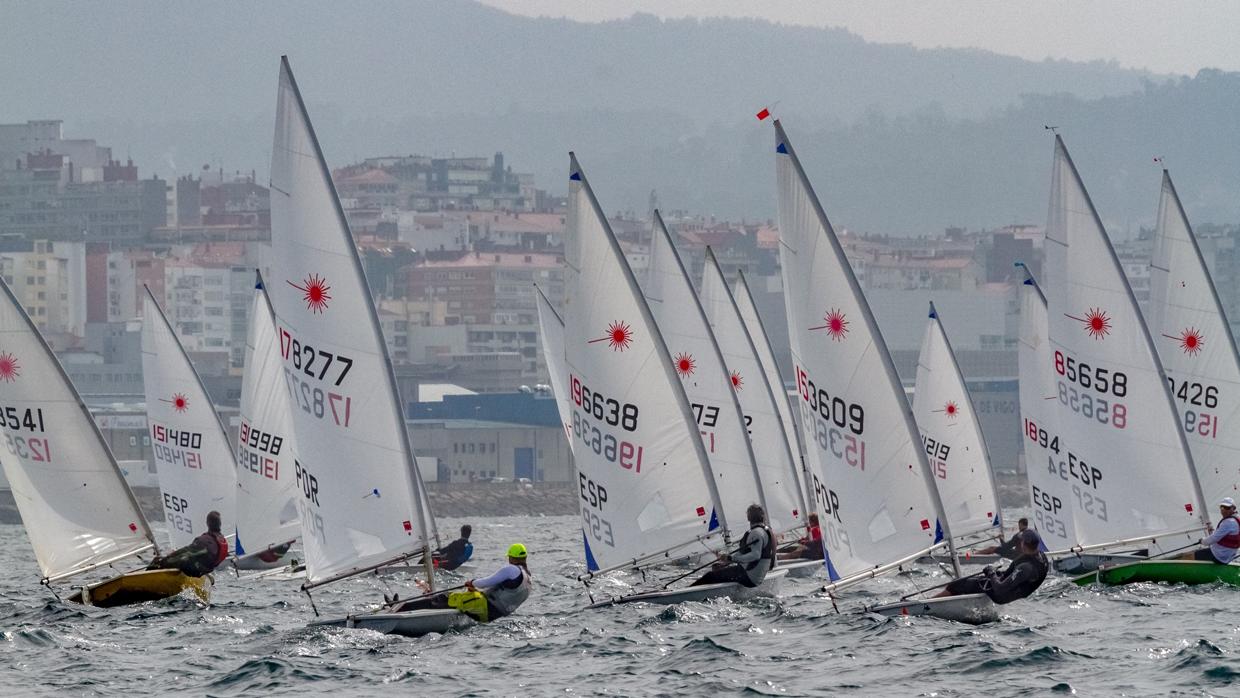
[1072,560,1240,587]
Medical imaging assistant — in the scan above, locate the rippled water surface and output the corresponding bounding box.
[1,515,1237,697]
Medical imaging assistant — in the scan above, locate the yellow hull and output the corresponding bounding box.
[66,569,212,608]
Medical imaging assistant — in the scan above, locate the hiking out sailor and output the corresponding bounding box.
[691,504,775,588]
[432,524,474,571]
[976,518,1028,560]
[935,529,1048,604]
[1184,497,1240,565]
[394,543,532,622]
[148,510,229,577]
[778,512,824,561]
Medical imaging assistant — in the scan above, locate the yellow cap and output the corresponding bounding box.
[507,543,528,559]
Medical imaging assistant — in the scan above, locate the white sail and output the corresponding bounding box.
[535,285,574,451]
[269,56,431,587]
[643,212,765,530]
[912,302,1002,540]
[234,276,301,562]
[141,289,238,550]
[1018,265,1077,552]
[1148,171,1240,506]
[0,278,156,583]
[773,120,953,583]
[734,270,817,514]
[562,154,724,573]
[1042,136,1208,550]
[699,247,806,533]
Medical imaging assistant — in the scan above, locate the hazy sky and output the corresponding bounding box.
[480,0,1240,76]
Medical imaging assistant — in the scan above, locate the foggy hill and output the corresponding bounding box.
[6,2,1238,231]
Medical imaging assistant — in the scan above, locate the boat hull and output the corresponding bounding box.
[588,568,787,608]
[917,553,1005,566]
[309,609,476,637]
[780,559,823,578]
[867,593,999,625]
[66,569,211,607]
[1053,553,1145,574]
[1072,560,1240,587]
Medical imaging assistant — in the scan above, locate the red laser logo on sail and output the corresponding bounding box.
[161,393,190,413]
[940,401,959,418]
[0,351,19,382]
[1065,308,1111,340]
[588,321,634,352]
[1164,327,1204,356]
[674,352,696,377]
[809,308,849,341]
[730,370,743,390]
[288,274,332,314]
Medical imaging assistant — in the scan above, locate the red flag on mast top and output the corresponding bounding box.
[756,107,771,121]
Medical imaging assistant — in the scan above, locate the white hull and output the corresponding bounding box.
[589,568,786,608]
[309,608,476,637]
[780,559,823,578]
[377,562,477,576]
[1052,553,1146,574]
[867,593,999,625]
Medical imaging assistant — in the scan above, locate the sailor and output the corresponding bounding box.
[394,543,532,623]
[433,524,475,571]
[777,512,824,561]
[976,517,1029,560]
[935,529,1048,604]
[691,504,775,588]
[1186,497,1240,564]
[147,511,229,577]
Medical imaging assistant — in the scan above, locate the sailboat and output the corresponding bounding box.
[1036,137,1209,582]
[564,154,773,607]
[267,57,451,636]
[643,212,774,551]
[732,269,821,514]
[698,247,819,577]
[1018,263,1078,556]
[534,285,574,449]
[912,302,1003,560]
[233,273,300,572]
[0,278,205,607]
[1080,169,1240,586]
[140,287,238,563]
[770,119,994,623]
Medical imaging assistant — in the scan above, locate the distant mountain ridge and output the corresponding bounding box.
[6,1,1237,232]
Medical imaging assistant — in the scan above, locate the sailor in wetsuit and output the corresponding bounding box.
[433,524,474,571]
[778,512,824,561]
[691,504,775,588]
[148,510,229,577]
[935,529,1048,604]
[975,518,1029,560]
[394,543,532,623]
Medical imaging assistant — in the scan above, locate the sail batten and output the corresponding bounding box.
[0,278,156,582]
[773,119,957,584]
[269,56,430,588]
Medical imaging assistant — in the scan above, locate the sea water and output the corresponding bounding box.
[0,514,1236,696]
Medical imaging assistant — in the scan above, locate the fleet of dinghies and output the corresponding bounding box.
[2,57,1239,634]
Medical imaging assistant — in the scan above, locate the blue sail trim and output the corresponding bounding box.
[934,519,944,544]
[583,530,599,571]
[708,508,719,532]
[823,548,841,581]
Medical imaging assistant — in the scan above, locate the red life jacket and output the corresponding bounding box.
[1217,515,1240,549]
[209,532,229,564]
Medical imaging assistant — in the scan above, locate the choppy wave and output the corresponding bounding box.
[0,516,1238,696]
